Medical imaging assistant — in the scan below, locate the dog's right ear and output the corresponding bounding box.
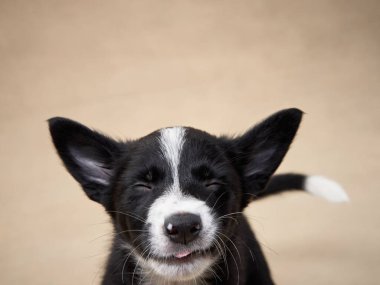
[228,108,303,208]
[48,117,121,206]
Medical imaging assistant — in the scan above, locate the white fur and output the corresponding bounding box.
[141,254,215,283]
[142,127,217,281]
[305,175,349,203]
[159,127,185,191]
[147,191,217,257]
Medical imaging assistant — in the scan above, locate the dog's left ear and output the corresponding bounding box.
[48,117,121,207]
[231,108,303,207]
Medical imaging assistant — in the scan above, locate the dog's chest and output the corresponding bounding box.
[140,276,210,285]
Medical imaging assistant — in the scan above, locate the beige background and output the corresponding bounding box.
[1,0,379,284]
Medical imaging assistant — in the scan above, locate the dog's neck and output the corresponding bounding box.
[142,281,207,285]
[140,275,209,285]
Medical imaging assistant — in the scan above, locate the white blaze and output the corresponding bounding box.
[159,127,186,192]
[143,127,217,281]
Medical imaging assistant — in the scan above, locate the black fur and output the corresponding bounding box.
[49,108,306,285]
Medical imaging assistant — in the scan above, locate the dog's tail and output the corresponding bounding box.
[257,173,349,202]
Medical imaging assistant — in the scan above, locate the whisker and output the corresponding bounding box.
[214,235,229,279]
[121,234,148,283]
[216,230,241,262]
[218,211,244,219]
[107,210,146,223]
[216,232,240,284]
[90,229,148,243]
[210,191,227,213]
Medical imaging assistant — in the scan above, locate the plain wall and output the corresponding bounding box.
[0,1,379,284]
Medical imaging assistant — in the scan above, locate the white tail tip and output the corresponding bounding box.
[305,175,349,203]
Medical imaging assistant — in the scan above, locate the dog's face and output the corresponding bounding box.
[49,108,302,282]
[113,127,240,280]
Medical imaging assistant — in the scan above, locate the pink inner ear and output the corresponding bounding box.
[69,147,111,185]
[245,147,277,177]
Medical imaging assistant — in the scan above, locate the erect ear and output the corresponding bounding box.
[48,117,121,206]
[232,108,303,207]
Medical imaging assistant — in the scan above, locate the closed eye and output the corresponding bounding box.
[205,180,224,189]
[133,183,152,191]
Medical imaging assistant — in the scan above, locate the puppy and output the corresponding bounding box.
[48,108,348,285]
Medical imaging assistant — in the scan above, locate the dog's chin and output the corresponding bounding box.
[138,247,217,281]
[145,254,216,281]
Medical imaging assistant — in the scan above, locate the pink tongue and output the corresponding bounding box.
[174,250,192,259]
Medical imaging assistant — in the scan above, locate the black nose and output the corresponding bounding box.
[164,213,202,244]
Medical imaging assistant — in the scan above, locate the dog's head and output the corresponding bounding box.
[49,108,302,281]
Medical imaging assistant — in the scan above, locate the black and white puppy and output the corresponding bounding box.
[48,108,348,285]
